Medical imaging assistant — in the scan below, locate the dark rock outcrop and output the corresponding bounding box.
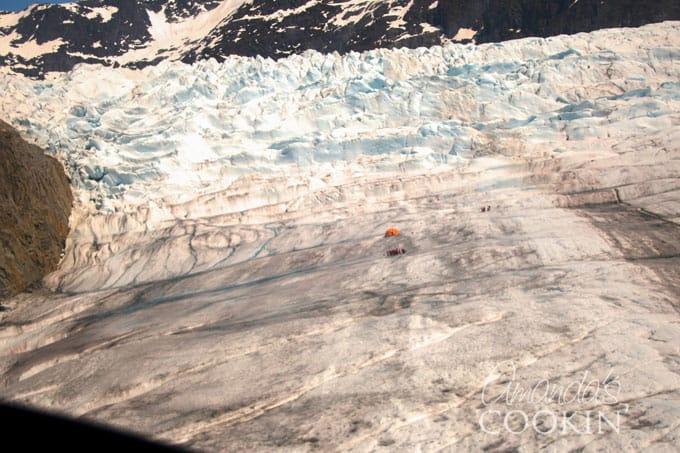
[0,120,72,299]
[434,0,680,44]
[191,0,680,62]
[1,0,679,77]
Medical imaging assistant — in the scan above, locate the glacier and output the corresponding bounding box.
[0,22,679,451]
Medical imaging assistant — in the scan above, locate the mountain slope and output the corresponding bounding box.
[1,0,679,77]
[0,120,72,299]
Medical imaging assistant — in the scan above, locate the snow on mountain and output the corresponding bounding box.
[118,0,249,64]
[1,0,679,77]
[0,22,679,451]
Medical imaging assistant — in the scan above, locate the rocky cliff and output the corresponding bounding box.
[0,120,72,299]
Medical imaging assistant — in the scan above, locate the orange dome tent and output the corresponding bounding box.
[385,228,400,237]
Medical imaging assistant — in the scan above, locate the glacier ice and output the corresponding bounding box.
[0,22,678,291]
[0,25,674,201]
[0,22,679,452]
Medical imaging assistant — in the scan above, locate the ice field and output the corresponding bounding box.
[0,22,679,451]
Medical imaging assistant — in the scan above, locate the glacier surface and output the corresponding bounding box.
[0,22,679,451]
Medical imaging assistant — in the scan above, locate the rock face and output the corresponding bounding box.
[436,0,680,43]
[191,0,680,61]
[1,0,679,77]
[0,120,72,299]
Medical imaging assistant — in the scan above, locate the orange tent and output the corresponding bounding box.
[385,228,400,237]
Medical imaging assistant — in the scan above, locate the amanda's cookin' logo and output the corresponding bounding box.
[479,361,629,435]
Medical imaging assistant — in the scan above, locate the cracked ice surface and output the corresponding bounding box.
[1,22,680,451]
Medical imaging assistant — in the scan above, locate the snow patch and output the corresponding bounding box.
[453,27,477,41]
[0,34,64,59]
[387,0,415,31]
[328,0,382,27]
[420,22,440,34]
[84,6,118,23]
[0,11,26,27]
[255,0,320,22]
